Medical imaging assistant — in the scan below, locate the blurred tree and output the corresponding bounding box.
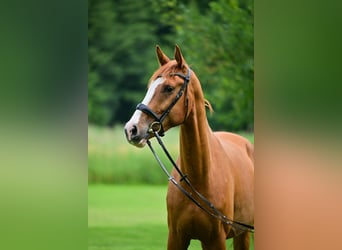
[88,0,166,125]
[88,0,117,125]
[88,0,254,131]
[175,0,254,131]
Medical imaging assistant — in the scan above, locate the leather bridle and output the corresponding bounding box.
[136,66,191,136]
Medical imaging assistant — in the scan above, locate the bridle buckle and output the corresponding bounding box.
[149,121,162,134]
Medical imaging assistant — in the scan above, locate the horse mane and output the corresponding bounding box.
[204,99,213,113]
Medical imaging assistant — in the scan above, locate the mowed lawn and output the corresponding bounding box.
[88,185,169,250]
[88,185,254,250]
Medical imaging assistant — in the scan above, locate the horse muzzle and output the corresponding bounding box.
[124,121,149,148]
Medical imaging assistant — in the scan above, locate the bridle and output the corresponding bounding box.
[136,65,254,233]
[136,66,191,136]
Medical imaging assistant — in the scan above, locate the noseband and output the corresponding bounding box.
[136,67,191,136]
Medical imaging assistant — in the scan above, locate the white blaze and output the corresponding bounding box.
[128,77,164,124]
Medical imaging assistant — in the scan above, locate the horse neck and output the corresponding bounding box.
[179,79,212,188]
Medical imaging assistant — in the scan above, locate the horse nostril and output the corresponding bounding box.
[131,125,138,136]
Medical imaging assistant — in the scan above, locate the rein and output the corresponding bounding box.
[146,131,255,233]
[137,65,254,233]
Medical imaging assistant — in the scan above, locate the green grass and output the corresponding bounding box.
[89,126,254,248]
[88,125,254,184]
[88,185,168,250]
[88,125,179,184]
[88,185,254,250]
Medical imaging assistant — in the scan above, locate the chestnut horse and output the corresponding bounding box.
[124,45,254,250]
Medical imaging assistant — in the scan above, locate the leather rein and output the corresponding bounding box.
[137,66,254,233]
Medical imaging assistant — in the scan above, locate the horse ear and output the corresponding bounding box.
[174,45,185,68]
[156,45,170,66]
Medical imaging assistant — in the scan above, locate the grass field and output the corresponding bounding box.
[88,125,180,184]
[88,185,254,250]
[88,125,254,249]
[88,125,253,184]
[88,185,168,250]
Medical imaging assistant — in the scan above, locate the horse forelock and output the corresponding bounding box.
[149,60,189,84]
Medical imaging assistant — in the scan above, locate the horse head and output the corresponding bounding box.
[124,45,192,147]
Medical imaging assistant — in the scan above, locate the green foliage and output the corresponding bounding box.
[175,0,254,130]
[88,0,253,131]
[88,0,165,125]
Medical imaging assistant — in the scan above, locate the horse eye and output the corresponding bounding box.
[164,85,174,93]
